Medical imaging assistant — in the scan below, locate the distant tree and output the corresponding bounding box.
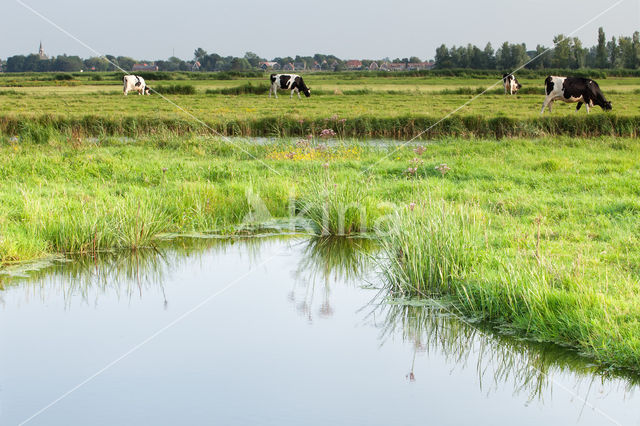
[84,57,110,71]
[230,57,251,71]
[569,37,586,69]
[244,51,263,67]
[434,44,452,68]
[199,53,221,71]
[618,36,638,69]
[483,42,495,69]
[116,56,136,71]
[5,55,26,72]
[409,56,422,63]
[552,34,570,68]
[595,27,608,68]
[633,31,640,68]
[607,36,620,68]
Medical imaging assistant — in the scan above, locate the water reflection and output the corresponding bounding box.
[1,235,639,405]
[289,237,378,322]
[373,301,640,400]
[0,236,274,308]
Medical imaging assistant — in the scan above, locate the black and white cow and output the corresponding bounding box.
[502,73,522,95]
[269,74,311,99]
[541,76,612,114]
[123,75,151,96]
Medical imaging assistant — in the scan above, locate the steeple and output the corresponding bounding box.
[38,41,48,60]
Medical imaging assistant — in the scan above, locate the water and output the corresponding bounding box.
[1,237,638,426]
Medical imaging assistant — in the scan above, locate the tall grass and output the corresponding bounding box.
[2,114,638,140]
[379,198,640,372]
[153,84,197,95]
[298,178,384,236]
[381,201,484,296]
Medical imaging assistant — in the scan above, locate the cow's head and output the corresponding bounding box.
[144,86,151,95]
[298,78,311,97]
[515,80,522,92]
[601,100,612,110]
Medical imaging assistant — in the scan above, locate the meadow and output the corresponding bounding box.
[1,71,640,373]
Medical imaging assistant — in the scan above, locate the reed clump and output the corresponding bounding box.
[379,199,640,372]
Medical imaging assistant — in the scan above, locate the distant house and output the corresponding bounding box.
[283,62,295,71]
[191,61,201,71]
[406,61,435,71]
[312,61,322,71]
[293,62,307,71]
[346,60,362,70]
[132,63,159,71]
[380,62,406,71]
[259,61,280,70]
[368,62,379,71]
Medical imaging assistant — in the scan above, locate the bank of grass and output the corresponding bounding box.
[1,114,639,140]
[381,201,640,370]
[1,134,640,372]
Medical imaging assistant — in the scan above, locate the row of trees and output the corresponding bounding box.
[3,28,639,73]
[434,28,640,70]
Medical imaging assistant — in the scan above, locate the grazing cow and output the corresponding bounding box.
[269,74,311,99]
[502,73,522,95]
[123,75,151,96]
[541,76,612,114]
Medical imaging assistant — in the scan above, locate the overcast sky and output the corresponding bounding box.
[2,0,639,61]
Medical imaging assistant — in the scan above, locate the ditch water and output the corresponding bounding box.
[0,236,639,426]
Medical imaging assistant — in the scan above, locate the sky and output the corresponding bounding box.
[2,0,639,61]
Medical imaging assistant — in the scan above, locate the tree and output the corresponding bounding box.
[230,57,251,71]
[244,51,263,67]
[483,42,495,69]
[84,57,110,71]
[5,55,26,72]
[607,37,620,68]
[409,56,422,63]
[595,27,608,68]
[633,31,640,69]
[434,44,452,68]
[569,37,586,69]
[52,55,84,72]
[116,56,136,71]
[552,34,570,68]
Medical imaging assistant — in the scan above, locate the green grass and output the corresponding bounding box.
[2,73,640,373]
[1,72,638,138]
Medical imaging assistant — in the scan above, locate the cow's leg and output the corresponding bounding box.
[585,104,590,114]
[269,85,272,98]
[296,88,301,99]
[540,97,551,114]
[576,102,583,112]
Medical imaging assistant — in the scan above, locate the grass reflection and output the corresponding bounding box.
[374,300,640,400]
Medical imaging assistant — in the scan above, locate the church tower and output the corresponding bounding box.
[38,41,48,60]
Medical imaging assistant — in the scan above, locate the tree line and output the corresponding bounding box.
[2,27,639,73]
[435,28,640,70]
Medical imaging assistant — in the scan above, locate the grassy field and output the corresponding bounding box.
[1,72,638,140]
[1,72,640,373]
